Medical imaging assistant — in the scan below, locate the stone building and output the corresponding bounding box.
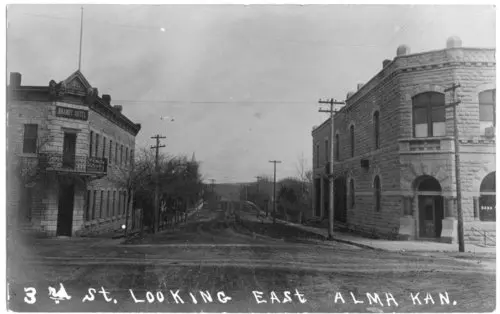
[7,70,141,237]
[312,37,495,245]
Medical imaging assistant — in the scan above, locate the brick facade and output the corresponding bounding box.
[312,38,496,245]
[7,70,141,237]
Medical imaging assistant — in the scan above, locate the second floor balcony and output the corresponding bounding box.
[19,152,108,178]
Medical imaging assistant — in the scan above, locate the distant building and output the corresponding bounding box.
[312,37,495,245]
[7,70,141,237]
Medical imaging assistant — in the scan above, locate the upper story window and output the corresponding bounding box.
[324,139,328,162]
[130,149,134,166]
[373,111,380,149]
[479,89,496,134]
[95,134,100,158]
[412,92,445,138]
[102,137,107,159]
[350,125,355,158]
[315,143,320,166]
[335,134,340,161]
[23,124,38,154]
[125,147,129,166]
[89,131,94,157]
[115,144,118,164]
[109,140,113,164]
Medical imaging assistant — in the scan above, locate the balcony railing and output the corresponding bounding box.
[37,152,108,175]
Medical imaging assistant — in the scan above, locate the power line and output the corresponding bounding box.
[112,99,315,105]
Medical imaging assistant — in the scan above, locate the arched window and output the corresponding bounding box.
[373,111,380,149]
[350,179,355,208]
[335,134,340,161]
[412,92,445,138]
[374,176,381,212]
[350,125,355,157]
[479,89,496,134]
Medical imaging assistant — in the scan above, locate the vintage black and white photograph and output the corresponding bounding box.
[5,3,497,313]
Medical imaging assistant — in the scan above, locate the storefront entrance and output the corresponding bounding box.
[418,195,444,238]
[56,183,75,236]
[416,176,444,239]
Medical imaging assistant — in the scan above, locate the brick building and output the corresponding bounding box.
[312,37,495,245]
[7,70,141,237]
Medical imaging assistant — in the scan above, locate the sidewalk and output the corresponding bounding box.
[241,201,496,255]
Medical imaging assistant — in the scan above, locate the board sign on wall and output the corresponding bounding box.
[55,106,88,121]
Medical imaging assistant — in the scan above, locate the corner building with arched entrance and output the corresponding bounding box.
[311,37,495,245]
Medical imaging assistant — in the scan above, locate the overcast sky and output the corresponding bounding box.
[6,5,496,183]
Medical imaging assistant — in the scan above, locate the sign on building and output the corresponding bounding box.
[55,106,88,121]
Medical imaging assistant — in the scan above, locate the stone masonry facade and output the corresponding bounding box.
[7,70,141,237]
[312,37,495,245]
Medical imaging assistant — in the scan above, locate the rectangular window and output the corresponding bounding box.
[120,145,124,165]
[130,149,134,166]
[99,190,104,219]
[125,147,129,166]
[414,107,428,138]
[23,124,38,153]
[86,190,91,221]
[324,139,328,162]
[115,144,118,164]
[118,191,122,216]
[335,134,340,161]
[89,131,93,157]
[92,189,97,220]
[95,134,100,158]
[106,190,110,217]
[112,191,116,217]
[431,107,446,137]
[102,137,107,159]
[109,140,113,164]
[350,126,355,158]
[315,144,320,166]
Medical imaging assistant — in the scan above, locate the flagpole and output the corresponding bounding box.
[78,7,84,71]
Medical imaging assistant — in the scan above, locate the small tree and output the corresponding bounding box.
[109,148,154,236]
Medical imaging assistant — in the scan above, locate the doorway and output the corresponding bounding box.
[56,183,75,236]
[314,178,321,217]
[62,133,77,169]
[323,179,329,219]
[418,195,444,238]
[334,176,347,223]
[416,176,444,239]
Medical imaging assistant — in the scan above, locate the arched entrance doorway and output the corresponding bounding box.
[480,172,496,221]
[415,175,444,239]
[334,176,347,223]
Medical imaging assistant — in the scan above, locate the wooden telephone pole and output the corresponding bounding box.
[151,134,166,233]
[269,160,282,224]
[444,83,465,252]
[318,98,345,241]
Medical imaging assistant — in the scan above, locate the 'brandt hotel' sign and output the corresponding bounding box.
[55,106,88,121]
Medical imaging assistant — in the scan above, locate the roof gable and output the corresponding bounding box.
[63,70,93,94]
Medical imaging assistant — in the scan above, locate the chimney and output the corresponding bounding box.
[382,59,391,68]
[102,94,111,105]
[346,91,355,99]
[357,83,364,91]
[446,36,462,49]
[10,72,21,88]
[113,105,123,113]
[396,44,411,56]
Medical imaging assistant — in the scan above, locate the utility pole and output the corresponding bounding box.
[255,176,262,193]
[78,7,84,71]
[269,160,282,224]
[319,98,345,241]
[151,134,166,233]
[445,83,465,252]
